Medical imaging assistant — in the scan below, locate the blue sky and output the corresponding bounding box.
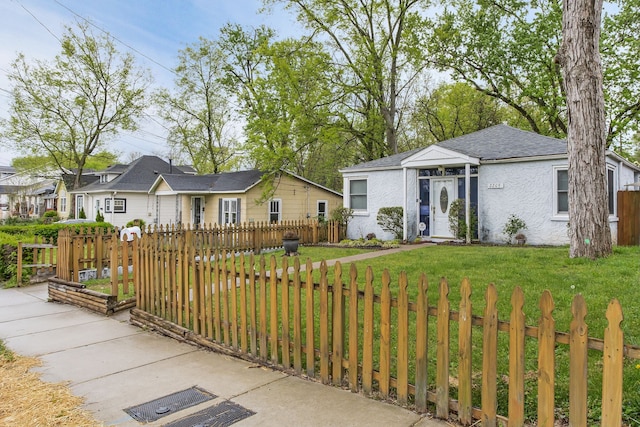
[0,0,300,167]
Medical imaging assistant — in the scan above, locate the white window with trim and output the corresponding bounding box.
[105,198,126,213]
[317,200,327,220]
[269,199,281,223]
[607,165,616,215]
[349,178,367,211]
[219,198,240,224]
[554,165,616,216]
[554,167,569,216]
[60,196,67,213]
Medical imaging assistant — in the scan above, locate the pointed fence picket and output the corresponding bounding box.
[128,236,640,426]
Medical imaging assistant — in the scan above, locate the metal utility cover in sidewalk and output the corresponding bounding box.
[162,400,255,427]
[124,386,217,422]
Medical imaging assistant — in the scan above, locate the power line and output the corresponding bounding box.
[16,0,62,44]
[52,0,176,76]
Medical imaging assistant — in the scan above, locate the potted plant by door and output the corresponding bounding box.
[282,230,300,256]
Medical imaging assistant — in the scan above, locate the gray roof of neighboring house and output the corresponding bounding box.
[101,164,129,174]
[341,124,568,172]
[61,173,99,191]
[174,165,197,174]
[0,166,16,175]
[158,169,265,193]
[160,174,216,192]
[74,156,185,193]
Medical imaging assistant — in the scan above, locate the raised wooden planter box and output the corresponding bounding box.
[48,277,136,315]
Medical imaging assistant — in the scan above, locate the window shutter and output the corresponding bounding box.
[236,198,241,224]
[218,198,223,224]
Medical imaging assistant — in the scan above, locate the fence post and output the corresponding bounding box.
[569,294,588,426]
[332,261,344,386]
[110,233,119,296]
[436,278,450,418]
[458,278,473,424]
[305,258,315,378]
[415,273,429,412]
[348,264,360,393]
[16,241,23,287]
[509,287,525,425]
[319,260,330,384]
[397,271,409,406]
[602,299,624,426]
[482,283,498,426]
[538,291,555,427]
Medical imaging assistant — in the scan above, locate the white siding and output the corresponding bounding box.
[88,192,155,228]
[478,160,569,245]
[344,154,640,246]
[156,194,181,226]
[343,169,406,240]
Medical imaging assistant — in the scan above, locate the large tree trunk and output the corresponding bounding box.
[556,0,611,259]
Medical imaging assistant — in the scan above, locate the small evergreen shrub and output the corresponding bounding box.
[376,207,403,240]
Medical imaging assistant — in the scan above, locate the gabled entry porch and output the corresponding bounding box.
[401,146,479,242]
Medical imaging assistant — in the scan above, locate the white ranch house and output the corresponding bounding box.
[340,125,640,245]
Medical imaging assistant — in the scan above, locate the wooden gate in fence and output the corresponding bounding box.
[16,237,56,286]
[130,237,640,426]
[617,190,640,246]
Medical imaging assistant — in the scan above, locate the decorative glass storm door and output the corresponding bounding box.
[431,178,455,237]
[192,197,204,226]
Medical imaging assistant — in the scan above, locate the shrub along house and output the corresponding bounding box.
[340,124,640,245]
[149,169,343,227]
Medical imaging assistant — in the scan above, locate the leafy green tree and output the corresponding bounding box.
[11,151,118,175]
[219,25,343,191]
[427,0,565,138]
[0,22,151,190]
[267,0,430,161]
[403,82,520,147]
[427,0,640,148]
[155,37,238,174]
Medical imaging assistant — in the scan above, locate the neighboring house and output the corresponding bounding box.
[70,156,188,227]
[149,170,343,227]
[55,173,100,220]
[0,168,57,220]
[340,124,640,245]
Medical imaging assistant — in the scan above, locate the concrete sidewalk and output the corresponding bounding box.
[0,274,452,426]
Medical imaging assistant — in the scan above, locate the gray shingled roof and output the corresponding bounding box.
[75,156,185,193]
[342,124,567,172]
[160,174,216,191]
[213,170,264,192]
[158,169,265,193]
[437,124,567,159]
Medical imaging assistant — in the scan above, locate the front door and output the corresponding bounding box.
[431,178,455,237]
[192,197,203,226]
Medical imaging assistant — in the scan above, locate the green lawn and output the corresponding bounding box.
[332,244,640,423]
[342,244,640,343]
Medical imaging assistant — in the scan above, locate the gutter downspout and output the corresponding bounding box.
[465,163,471,244]
[403,167,408,241]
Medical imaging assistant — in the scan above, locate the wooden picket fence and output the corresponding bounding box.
[56,220,342,295]
[16,236,57,286]
[130,235,640,426]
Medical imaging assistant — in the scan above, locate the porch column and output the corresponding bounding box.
[465,163,471,244]
[403,167,408,241]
